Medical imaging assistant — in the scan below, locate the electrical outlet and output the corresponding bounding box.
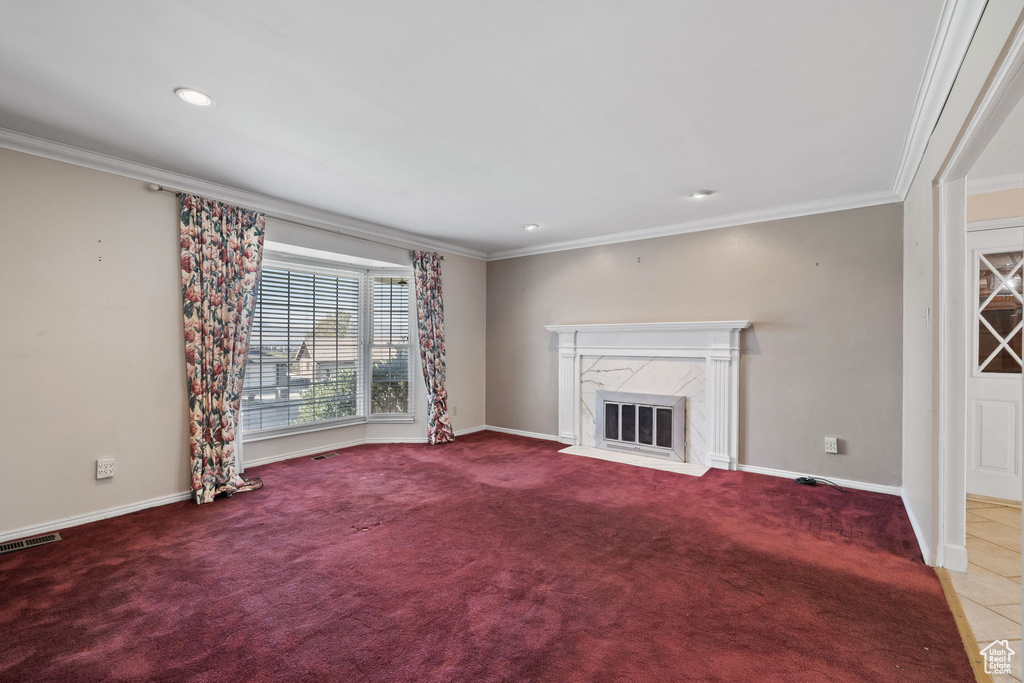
[824,437,839,454]
[96,458,115,479]
[452,405,458,416]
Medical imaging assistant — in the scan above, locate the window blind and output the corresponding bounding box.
[242,264,364,433]
[371,277,411,414]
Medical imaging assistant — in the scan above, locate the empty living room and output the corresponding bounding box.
[3,2,1024,681]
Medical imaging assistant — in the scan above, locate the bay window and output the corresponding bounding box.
[241,253,413,438]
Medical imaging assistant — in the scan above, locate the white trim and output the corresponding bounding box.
[454,425,488,436]
[546,322,750,469]
[245,438,377,467]
[544,321,752,334]
[482,425,562,442]
[935,18,1024,569]
[737,463,902,496]
[966,173,1024,194]
[245,425,490,468]
[902,492,935,565]
[0,491,193,544]
[967,217,1024,232]
[892,0,988,198]
[942,543,969,573]
[0,127,486,261]
[487,191,900,261]
[558,445,709,476]
[0,426,497,543]
[244,436,427,468]
[0,2,984,265]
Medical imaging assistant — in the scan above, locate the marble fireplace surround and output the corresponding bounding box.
[544,322,751,470]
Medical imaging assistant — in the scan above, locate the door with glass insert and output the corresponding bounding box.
[966,227,1023,501]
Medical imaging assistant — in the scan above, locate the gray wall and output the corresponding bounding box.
[487,203,904,485]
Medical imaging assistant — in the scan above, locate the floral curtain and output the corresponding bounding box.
[181,194,266,504]
[412,251,455,445]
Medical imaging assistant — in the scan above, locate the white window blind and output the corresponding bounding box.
[371,276,411,414]
[242,260,413,437]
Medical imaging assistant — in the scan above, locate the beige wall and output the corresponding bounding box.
[903,2,1024,564]
[487,203,904,485]
[0,147,486,538]
[967,188,1024,222]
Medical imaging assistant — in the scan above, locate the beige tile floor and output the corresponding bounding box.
[952,497,1023,682]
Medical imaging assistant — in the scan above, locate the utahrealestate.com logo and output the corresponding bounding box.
[980,640,1015,675]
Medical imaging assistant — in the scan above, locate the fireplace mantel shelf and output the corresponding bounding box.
[545,320,752,470]
[544,321,751,334]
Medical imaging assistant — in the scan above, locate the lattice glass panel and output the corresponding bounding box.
[977,250,1024,374]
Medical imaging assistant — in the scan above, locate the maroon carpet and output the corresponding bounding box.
[1,431,971,682]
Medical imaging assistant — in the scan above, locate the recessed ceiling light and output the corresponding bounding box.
[688,190,714,199]
[174,88,214,107]
[524,224,539,231]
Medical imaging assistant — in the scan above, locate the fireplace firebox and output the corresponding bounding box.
[595,390,686,461]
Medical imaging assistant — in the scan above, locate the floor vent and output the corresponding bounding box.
[0,532,62,556]
[311,451,342,461]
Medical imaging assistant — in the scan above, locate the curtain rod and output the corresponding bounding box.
[147,183,444,259]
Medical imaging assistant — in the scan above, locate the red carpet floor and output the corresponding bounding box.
[1,431,971,682]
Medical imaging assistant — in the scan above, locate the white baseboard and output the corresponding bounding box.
[1,427,494,543]
[902,493,934,566]
[244,438,370,468]
[941,543,969,573]
[245,436,431,468]
[482,425,562,442]
[736,463,902,496]
[0,491,193,544]
[244,426,490,469]
[454,425,488,436]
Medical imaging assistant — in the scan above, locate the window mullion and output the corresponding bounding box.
[359,272,371,417]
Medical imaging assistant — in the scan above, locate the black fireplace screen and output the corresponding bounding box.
[604,402,673,449]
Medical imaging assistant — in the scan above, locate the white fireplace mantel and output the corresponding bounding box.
[544,321,751,470]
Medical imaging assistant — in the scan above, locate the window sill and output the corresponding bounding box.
[243,414,415,443]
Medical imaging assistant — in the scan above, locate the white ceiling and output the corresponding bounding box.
[0,1,959,256]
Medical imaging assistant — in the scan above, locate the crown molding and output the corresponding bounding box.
[966,173,1024,195]
[892,0,987,199]
[0,127,487,261]
[486,189,900,261]
[0,0,980,268]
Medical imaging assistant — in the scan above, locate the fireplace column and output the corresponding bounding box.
[705,352,737,470]
[555,329,578,444]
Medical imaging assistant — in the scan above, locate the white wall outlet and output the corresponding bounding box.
[824,437,839,454]
[452,405,458,416]
[96,458,115,479]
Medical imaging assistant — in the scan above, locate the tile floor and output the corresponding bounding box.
[951,497,1023,682]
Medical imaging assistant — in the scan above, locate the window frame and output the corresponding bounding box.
[241,252,416,443]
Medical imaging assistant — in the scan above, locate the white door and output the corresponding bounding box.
[966,226,1024,501]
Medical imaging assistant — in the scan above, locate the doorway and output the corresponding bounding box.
[965,226,1023,502]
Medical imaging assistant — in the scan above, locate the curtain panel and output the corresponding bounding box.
[180,194,266,503]
[412,251,455,445]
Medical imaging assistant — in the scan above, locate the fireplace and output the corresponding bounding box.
[596,390,686,461]
[545,321,750,470]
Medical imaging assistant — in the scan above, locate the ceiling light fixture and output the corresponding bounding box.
[524,224,538,231]
[688,190,714,199]
[174,88,214,107]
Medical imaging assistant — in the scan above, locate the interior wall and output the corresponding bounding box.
[902,1,1024,564]
[0,147,486,539]
[967,187,1024,221]
[487,203,904,486]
